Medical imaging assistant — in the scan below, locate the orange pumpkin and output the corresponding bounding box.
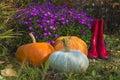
[15,33,54,67]
[54,36,88,55]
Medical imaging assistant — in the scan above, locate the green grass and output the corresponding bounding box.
[0,35,120,80]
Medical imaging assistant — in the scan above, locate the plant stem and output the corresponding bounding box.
[29,33,36,43]
[62,38,70,52]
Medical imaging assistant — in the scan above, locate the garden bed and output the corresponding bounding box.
[0,1,120,80]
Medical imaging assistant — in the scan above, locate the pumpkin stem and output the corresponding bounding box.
[29,33,36,43]
[62,38,70,52]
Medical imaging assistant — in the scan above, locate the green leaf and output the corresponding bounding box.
[0,29,13,35]
[91,70,96,77]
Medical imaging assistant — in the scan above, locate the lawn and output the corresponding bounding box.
[0,34,120,80]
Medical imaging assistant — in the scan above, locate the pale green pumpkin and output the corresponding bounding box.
[48,39,89,73]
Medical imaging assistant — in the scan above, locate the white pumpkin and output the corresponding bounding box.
[48,39,89,73]
[48,50,89,73]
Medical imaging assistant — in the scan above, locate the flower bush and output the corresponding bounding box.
[13,2,94,45]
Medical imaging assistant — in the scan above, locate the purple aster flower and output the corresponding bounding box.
[30,32,35,34]
[50,40,55,45]
[43,32,48,36]
[47,12,51,15]
[82,31,86,35]
[39,35,43,38]
[53,15,58,18]
[50,14,54,18]
[50,25,54,30]
[46,20,50,23]
[29,26,32,30]
[44,27,48,31]
[36,19,41,23]
[54,34,58,38]
[62,21,66,24]
[48,32,51,35]
[80,11,87,16]
[38,25,43,29]
[50,19,55,24]
[87,24,92,29]
[31,13,36,16]
[36,36,38,39]
[24,21,30,25]
[81,20,86,24]
[56,22,60,24]
[59,18,65,20]
[29,18,32,20]
[66,20,69,23]
[44,13,48,16]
